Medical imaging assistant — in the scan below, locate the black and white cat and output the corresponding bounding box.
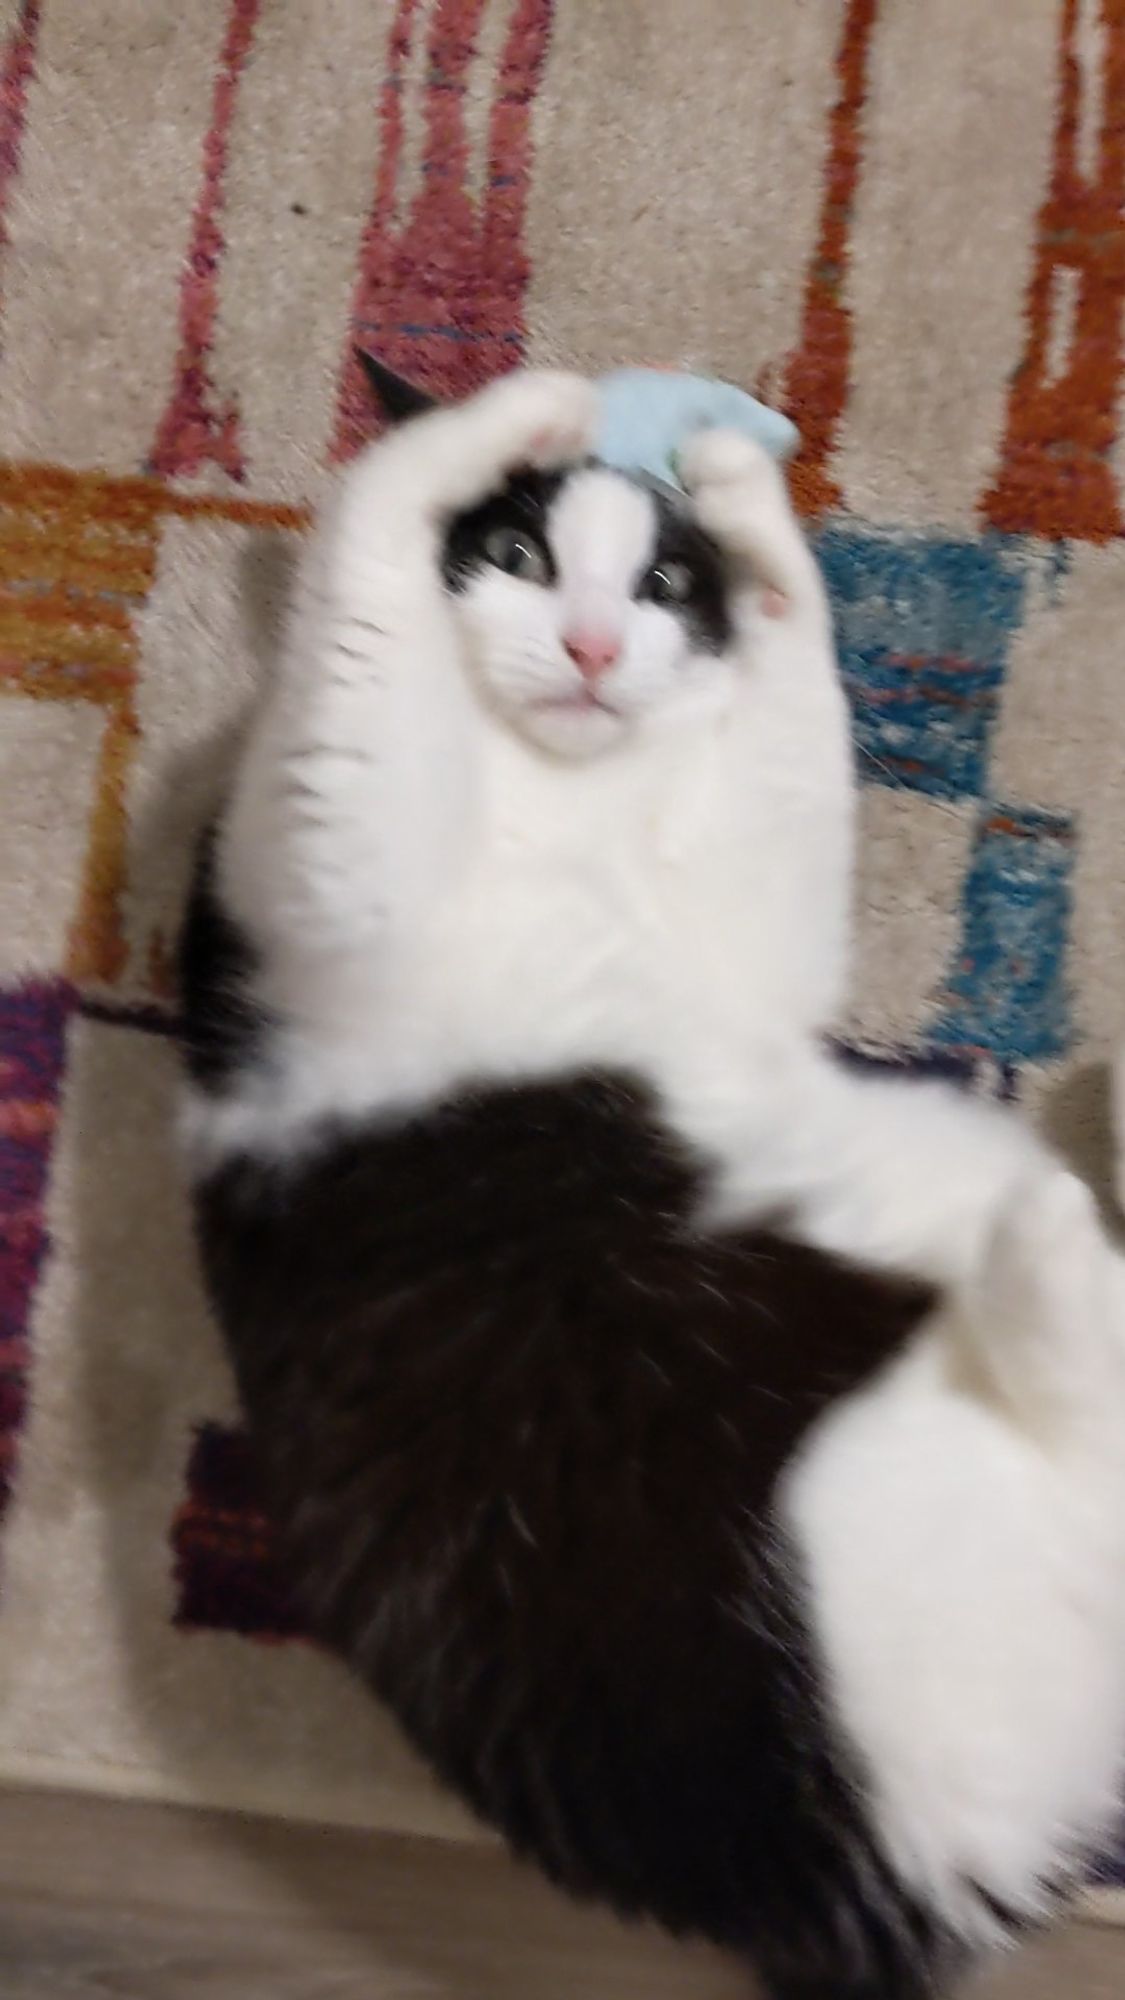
[179,362,1125,1998]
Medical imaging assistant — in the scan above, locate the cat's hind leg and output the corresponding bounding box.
[960,1165,1125,1451]
[715,1042,1125,1439]
[779,1165,1125,1985]
[703,1043,1046,1293]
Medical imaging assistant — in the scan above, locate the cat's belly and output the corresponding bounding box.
[186,826,849,1173]
[432,841,847,1073]
[186,647,855,1169]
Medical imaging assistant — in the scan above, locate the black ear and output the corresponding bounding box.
[355,350,437,423]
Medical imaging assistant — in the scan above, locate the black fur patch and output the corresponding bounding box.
[637,481,733,654]
[441,466,567,593]
[178,833,270,1092]
[184,1005,957,1994]
[351,355,735,658]
[355,348,437,423]
[442,464,734,657]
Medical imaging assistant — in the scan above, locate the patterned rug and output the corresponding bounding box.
[3,0,1125,1873]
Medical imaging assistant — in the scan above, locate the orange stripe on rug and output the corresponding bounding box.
[0,460,307,984]
[781,0,878,520]
[981,0,1125,540]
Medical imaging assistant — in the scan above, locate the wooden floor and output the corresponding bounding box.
[0,1787,1122,1998]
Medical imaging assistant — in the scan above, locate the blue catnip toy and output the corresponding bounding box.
[595,368,799,491]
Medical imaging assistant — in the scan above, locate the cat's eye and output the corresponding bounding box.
[483,524,550,584]
[646,559,694,606]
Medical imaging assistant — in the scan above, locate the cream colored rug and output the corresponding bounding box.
[2,0,1125,1882]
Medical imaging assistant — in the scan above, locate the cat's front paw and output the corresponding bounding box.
[678,427,778,500]
[679,427,809,615]
[357,369,599,523]
[473,369,599,475]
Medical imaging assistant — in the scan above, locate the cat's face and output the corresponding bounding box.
[442,466,737,758]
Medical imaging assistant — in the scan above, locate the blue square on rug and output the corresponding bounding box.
[817,526,1031,803]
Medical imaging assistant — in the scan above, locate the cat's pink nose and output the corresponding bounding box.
[563,629,622,682]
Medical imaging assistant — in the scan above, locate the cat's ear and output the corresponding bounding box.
[355,350,437,424]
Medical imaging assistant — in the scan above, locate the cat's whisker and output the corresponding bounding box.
[855,743,964,822]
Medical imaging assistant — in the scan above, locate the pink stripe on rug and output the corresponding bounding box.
[0,983,71,1561]
[332,0,554,460]
[146,0,262,482]
[0,0,41,338]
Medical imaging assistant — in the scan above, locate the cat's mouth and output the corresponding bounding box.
[530,689,620,718]
[513,683,628,756]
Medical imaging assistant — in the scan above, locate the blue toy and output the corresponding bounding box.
[595,367,799,492]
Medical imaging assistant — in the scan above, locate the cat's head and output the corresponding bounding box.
[360,355,738,760]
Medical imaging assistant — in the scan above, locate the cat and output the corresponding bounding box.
[178,359,1125,2000]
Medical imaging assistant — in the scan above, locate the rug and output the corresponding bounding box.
[2,0,1125,1874]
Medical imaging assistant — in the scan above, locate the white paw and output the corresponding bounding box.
[1020,1169,1099,1249]
[678,426,777,496]
[983,1169,1101,1318]
[475,369,598,472]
